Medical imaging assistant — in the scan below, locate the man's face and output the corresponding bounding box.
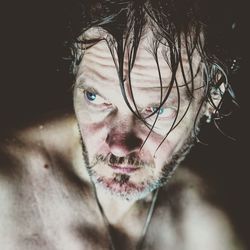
[73,33,204,201]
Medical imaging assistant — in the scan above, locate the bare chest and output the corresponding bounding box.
[1,178,181,250]
[0,160,241,250]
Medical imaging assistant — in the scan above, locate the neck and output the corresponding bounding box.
[95,185,159,250]
[95,188,138,225]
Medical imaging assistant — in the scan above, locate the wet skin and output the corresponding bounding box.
[74,33,204,201]
[0,30,245,250]
[0,114,244,249]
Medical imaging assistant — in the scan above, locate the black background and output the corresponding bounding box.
[1,0,249,248]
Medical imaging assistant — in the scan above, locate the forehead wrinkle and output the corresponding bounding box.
[78,56,119,84]
[77,34,202,93]
[84,51,117,67]
[77,69,118,88]
[87,64,118,82]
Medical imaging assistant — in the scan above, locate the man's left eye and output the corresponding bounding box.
[84,90,108,105]
[145,106,176,119]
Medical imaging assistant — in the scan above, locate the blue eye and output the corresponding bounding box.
[84,90,112,107]
[86,91,96,101]
[145,106,176,119]
[152,107,164,115]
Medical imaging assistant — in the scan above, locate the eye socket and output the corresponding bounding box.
[84,90,109,106]
[86,91,97,101]
[144,106,176,120]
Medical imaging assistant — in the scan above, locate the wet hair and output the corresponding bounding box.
[62,0,240,146]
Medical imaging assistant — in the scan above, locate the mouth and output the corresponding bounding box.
[92,163,153,200]
[108,164,140,174]
[96,174,145,197]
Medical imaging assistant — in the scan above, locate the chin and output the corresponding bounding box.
[91,172,162,201]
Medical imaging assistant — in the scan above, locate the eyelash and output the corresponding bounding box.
[83,90,112,108]
[142,106,177,120]
[82,90,176,120]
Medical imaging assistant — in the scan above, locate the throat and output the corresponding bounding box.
[94,186,159,250]
[96,188,137,224]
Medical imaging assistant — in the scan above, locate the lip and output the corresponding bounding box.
[99,177,145,195]
[109,164,139,174]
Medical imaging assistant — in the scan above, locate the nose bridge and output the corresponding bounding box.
[110,104,143,134]
[106,111,143,157]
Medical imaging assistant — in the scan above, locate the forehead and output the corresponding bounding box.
[76,29,201,89]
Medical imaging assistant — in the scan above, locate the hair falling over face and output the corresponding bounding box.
[66,0,239,149]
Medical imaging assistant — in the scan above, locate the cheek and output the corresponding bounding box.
[144,125,191,167]
[140,131,175,166]
[81,122,106,142]
[80,121,109,155]
[153,139,175,167]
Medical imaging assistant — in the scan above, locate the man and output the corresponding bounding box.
[0,0,245,249]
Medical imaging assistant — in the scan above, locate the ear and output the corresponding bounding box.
[203,83,225,123]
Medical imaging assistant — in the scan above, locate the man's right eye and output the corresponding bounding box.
[84,90,110,106]
[86,91,97,101]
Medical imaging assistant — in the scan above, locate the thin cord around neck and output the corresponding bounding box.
[136,188,159,250]
[90,178,159,250]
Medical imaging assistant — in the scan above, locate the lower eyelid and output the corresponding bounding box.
[148,108,176,119]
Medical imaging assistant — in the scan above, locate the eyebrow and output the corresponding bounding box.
[76,79,109,100]
[76,78,175,106]
[78,74,196,95]
[76,75,174,91]
[77,77,193,110]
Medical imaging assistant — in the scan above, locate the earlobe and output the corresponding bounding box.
[203,83,225,123]
[204,103,213,123]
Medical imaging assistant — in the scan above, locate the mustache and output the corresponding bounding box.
[90,153,154,168]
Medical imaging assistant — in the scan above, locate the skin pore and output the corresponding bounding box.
[73,29,206,203]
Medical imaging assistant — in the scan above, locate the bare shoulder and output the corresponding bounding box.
[0,111,97,250]
[155,167,246,250]
[1,111,74,159]
[0,110,78,200]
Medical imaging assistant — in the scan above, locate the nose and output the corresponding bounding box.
[105,130,143,157]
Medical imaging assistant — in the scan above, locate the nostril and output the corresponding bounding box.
[105,132,143,156]
[109,154,117,164]
[124,135,143,149]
